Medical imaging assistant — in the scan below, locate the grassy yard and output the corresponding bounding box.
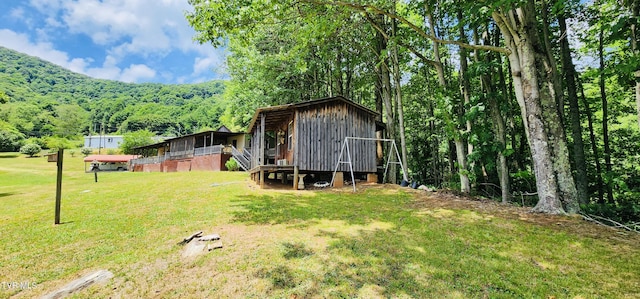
[1,152,639,298]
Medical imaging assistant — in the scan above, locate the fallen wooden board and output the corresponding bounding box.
[198,234,220,241]
[207,241,223,251]
[42,269,113,299]
[178,231,202,245]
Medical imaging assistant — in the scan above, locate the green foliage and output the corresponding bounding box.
[26,137,48,149]
[225,157,239,171]
[0,90,9,103]
[53,104,88,138]
[81,147,93,157]
[19,143,41,157]
[120,130,155,154]
[0,122,25,152]
[44,136,74,150]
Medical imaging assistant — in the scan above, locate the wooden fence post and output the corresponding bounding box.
[55,148,63,225]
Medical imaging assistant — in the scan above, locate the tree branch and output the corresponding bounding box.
[302,0,511,55]
[363,12,440,69]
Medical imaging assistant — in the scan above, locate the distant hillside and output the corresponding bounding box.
[0,46,226,140]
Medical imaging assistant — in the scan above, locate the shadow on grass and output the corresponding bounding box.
[231,190,585,298]
[0,154,19,158]
[0,192,16,198]
[232,190,405,226]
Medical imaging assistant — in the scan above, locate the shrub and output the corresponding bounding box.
[225,158,239,171]
[69,150,76,157]
[19,143,42,157]
[26,137,48,149]
[0,128,25,152]
[81,148,92,156]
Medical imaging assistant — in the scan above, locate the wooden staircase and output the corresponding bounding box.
[231,146,251,171]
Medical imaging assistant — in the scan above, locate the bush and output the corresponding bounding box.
[225,158,239,171]
[0,128,25,152]
[19,143,42,157]
[26,137,48,149]
[81,148,92,156]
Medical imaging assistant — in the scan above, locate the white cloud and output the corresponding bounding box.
[57,0,198,59]
[194,56,218,75]
[120,64,156,83]
[193,43,228,75]
[10,7,26,20]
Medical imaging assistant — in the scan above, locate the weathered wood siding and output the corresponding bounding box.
[250,127,260,169]
[295,102,376,172]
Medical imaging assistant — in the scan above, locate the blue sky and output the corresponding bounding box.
[0,0,227,84]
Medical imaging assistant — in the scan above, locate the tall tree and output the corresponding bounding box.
[390,3,409,179]
[492,0,578,213]
[558,10,589,204]
[599,25,615,203]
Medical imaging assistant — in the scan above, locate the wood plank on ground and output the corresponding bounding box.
[42,269,113,299]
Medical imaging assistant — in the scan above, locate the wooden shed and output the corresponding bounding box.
[248,96,382,189]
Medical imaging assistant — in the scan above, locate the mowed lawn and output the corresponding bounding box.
[1,152,639,298]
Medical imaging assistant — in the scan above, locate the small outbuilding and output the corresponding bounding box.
[248,96,383,189]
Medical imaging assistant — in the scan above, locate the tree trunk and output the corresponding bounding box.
[535,3,579,213]
[578,75,604,203]
[376,20,396,184]
[599,28,614,203]
[479,26,510,203]
[375,55,385,166]
[559,13,589,205]
[457,9,473,164]
[391,5,408,180]
[540,1,565,125]
[493,6,565,214]
[428,11,470,193]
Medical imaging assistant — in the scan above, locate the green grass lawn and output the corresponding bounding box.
[1,152,639,298]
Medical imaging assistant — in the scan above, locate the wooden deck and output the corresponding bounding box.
[249,165,298,189]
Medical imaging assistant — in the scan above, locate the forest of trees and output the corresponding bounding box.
[0,46,227,150]
[185,0,640,221]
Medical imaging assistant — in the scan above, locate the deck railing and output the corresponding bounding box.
[131,155,166,165]
[133,145,230,166]
[194,145,224,156]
